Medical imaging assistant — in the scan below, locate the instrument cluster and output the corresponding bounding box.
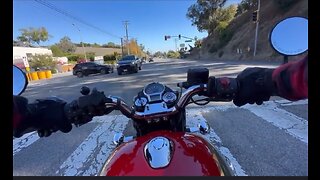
[133,82,178,113]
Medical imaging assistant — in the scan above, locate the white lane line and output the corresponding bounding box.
[12,114,118,157]
[241,101,308,144]
[56,115,129,176]
[186,109,247,176]
[274,99,308,106]
[13,132,40,156]
[193,99,308,144]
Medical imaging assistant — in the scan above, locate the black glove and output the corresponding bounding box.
[64,88,113,126]
[233,67,277,107]
[13,96,72,138]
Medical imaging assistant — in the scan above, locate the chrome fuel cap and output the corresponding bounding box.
[144,136,173,168]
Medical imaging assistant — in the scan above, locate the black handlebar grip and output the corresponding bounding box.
[216,77,238,100]
[207,76,216,97]
[207,77,239,101]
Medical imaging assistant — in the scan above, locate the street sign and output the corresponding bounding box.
[22,57,29,68]
[180,43,185,48]
[185,40,192,42]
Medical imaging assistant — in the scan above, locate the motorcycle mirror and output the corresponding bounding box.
[270,16,308,56]
[13,65,28,96]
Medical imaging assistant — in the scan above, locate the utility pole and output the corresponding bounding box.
[72,23,87,60]
[123,20,130,55]
[120,38,124,57]
[174,38,178,51]
[253,0,260,56]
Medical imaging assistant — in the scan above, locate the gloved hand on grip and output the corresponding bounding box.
[13,96,72,138]
[233,67,277,107]
[64,88,113,126]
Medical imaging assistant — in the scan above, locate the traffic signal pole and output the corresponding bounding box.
[253,0,260,57]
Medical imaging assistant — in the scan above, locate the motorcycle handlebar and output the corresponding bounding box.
[103,76,238,120]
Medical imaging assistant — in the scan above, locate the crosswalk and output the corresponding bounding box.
[13,99,308,176]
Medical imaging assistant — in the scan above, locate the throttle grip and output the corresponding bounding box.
[207,77,239,101]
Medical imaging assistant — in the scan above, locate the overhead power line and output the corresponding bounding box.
[34,0,122,39]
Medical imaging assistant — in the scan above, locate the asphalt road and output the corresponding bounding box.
[13,58,308,176]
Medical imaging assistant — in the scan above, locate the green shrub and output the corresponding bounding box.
[86,52,95,61]
[103,54,116,61]
[29,54,56,70]
[66,54,84,62]
[218,29,234,48]
[51,69,58,74]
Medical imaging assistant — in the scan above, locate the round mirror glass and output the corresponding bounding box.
[270,17,308,56]
[13,65,28,95]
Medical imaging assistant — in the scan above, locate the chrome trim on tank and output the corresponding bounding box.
[144,136,172,168]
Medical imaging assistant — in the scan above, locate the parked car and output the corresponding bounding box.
[73,62,114,78]
[116,55,142,75]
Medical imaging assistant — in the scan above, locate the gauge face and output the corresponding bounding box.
[144,83,165,95]
[163,92,177,103]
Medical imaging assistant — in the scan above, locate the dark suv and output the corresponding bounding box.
[116,55,142,75]
[73,62,114,78]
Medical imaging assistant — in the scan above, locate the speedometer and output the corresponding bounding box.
[143,82,165,102]
[144,83,165,95]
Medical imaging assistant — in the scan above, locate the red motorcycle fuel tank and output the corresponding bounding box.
[100,130,233,176]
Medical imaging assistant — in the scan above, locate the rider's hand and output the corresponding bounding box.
[233,67,277,107]
[64,88,113,126]
[13,96,72,138]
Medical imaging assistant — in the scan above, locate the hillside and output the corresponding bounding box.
[190,0,308,62]
[75,47,122,56]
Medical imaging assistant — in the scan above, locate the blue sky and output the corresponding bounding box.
[13,0,241,53]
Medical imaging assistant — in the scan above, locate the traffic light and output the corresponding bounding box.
[178,34,181,39]
[252,10,258,22]
[165,35,171,41]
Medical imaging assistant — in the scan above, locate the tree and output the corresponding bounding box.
[214,5,237,34]
[235,0,254,16]
[154,51,162,57]
[139,44,145,52]
[124,39,144,56]
[17,27,51,46]
[167,50,180,58]
[93,43,100,47]
[186,0,227,34]
[50,45,65,57]
[107,42,116,47]
[56,36,76,53]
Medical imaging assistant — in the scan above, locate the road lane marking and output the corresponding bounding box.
[196,99,308,144]
[241,102,308,144]
[56,115,129,176]
[274,99,308,106]
[13,132,40,156]
[186,109,247,176]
